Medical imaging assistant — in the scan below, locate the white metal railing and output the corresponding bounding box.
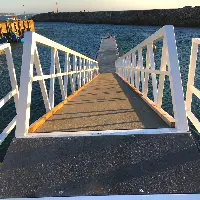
[186,38,200,132]
[0,43,19,144]
[15,32,99,137]
[115,25,188,132]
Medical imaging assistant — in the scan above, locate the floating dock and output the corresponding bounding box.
[0,26,200,199]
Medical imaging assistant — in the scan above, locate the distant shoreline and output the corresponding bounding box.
[31,6,200,27]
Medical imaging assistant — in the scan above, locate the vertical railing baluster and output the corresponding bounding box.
[124,58,126,80]
[157,40,167,108]
[68,54,73,94]
[135,52,140,90]
[139,49,144,93]
[83,59,86,85]
[186,40,198,112]
[91,61,93,80]
[78,57,82,88]
[88,61,91,81]
[71,55,75,93]
[64,52,69,99]
[97,62,99,75]
[144,47,150,97]
[85,60,87,83]
[129,55,131,84]
[130,54,133,85]
[126,58,128,81]
[125,58,127,81]
[148,43,158,104]
[75,56,78,91]
[126,57,128,81]
[89,60,91,81]
[132,53,136,87]
[49,48,56,109]
[86,60,89,83]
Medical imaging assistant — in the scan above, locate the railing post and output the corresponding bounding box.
[83,59,86,85]
[121,60,123,77]
[71,55,76,93]
[86,60,89,83]
[97,62,99,75]
[64,52,69,99]
[148,43,158,104]
[132,53,136,87]
[89,60,91,81]
[186,40,198,112]
[78,57,82,88]
[164,25,188,131]
[138,49,144,92]
[135,52,140,90]
[125,58,127,80]
[90,61,92,80]
[16,32,35,137]
[75,56,78,91]
[126,58,128,81]
[157,41,167,108]
[88,60,91,81]
[68,54,73,94]
[49,48,56,109]
[143,48,150,97]
[129,56,132,84]
[128,55,131,84]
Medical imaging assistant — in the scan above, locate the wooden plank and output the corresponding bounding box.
[116,73,175,128]
[28,74,100,133]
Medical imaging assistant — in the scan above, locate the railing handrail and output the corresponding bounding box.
[0,43,19,144]
[115,25,189,132]
[15,32,99,138]
[31,32,98,63]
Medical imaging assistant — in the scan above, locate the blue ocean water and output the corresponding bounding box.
[0,22,200,161]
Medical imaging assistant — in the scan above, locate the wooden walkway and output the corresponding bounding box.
[36,73,167,133]
[30,37,168,133]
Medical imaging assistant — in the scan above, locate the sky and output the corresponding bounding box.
[1,0,200,14]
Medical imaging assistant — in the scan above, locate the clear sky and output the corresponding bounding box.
[1,0,200,14]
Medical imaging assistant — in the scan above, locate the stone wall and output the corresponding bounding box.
[31,7,200,27]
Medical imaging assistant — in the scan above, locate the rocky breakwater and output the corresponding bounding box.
[32,6,200,27]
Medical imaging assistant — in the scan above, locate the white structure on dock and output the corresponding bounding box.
[0,25,200,199]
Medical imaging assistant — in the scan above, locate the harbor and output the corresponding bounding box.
[0,1,200,198]
[0,24,200,199]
